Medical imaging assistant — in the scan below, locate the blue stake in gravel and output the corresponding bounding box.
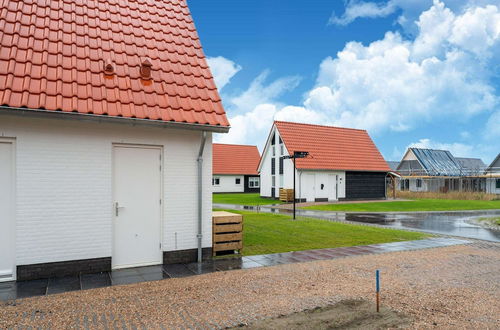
[376,269,380,312]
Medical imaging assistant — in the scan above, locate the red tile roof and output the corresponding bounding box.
[213,144,260,175]
[0,0,229,128]
[274,121,390,172]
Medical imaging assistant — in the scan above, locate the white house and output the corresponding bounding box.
[258,121,390,202]
[0,0,229,281]
[212,144,260,193]
[485,153,500,194]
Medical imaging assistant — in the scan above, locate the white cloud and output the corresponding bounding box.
[329,0,399,26]
[485,110,500,138]
[308,1,500,132]
[216,104,278,145]
[229,70,301,115]
[206,56,241,91]
[408,138,475,157]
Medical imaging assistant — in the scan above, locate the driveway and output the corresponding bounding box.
[214,203,500,242]
[1,241,498,328]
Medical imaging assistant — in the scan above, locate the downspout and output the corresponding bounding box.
[197,131,207,263]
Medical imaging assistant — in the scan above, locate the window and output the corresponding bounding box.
[235,178,241,185]
[416,179,422,188]
[272,146,275,156]
[272,175,276,187]
[271,158,275,175]
[249,177,260,188]
[271,134,275,145]
[212,177,220,186]
[496,179,500,189]
[279,157,284,174]
[280,144,284,155]
[279,175,284,188]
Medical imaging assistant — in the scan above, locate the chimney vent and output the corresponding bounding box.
[140,58,152,79]
[104,59,115,75]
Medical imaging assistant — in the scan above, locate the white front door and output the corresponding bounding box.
[315,173,330,200]
[0,140,15,282]
[113,145,162,269]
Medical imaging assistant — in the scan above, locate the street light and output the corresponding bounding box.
[283,150,309,219]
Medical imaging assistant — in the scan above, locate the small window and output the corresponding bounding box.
[272,146,275,156]
[212,177,220,186]
[235,178,241,185]
[279,175,284,188]
[271,158,275,175]
[416,179,422,188]
[496,179,500,189]
[249,177,260,188]
[279,157,284,174]
[280,144,284,155]
[272,175,276,188]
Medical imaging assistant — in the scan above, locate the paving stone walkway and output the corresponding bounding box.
[0,237,469,302]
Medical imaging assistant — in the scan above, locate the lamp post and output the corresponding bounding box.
[283,151,309,219]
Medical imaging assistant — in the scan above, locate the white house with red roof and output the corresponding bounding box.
[212,144,261,193]
[258,121,391,202]
[0,0,229,281]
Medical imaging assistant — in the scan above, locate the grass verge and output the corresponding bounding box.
[213,193,281,206]
[219,210,429,256]
[303,199,500,212]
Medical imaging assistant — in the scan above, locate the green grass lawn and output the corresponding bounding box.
[303,199,500,212]
[221,210,429,256]
[478,217,500,226]
[213,193,282,205]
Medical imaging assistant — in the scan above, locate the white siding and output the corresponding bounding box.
[212,175,244,193]
[0,115,213,266]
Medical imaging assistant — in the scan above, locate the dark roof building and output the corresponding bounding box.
[455,158,487,175]
[397,148,463,176]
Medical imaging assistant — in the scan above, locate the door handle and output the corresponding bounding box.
[115,202,124,216]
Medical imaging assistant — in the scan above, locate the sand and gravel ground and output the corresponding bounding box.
[1,242,499,329]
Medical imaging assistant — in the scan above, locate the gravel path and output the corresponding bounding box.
[1,242,499,329]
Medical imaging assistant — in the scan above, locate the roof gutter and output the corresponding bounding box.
[0,106,230,133]
[197,131,207,263]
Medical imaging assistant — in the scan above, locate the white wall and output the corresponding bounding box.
[486,178,500,194]
[212,175,244,193]
[0,115,213,266]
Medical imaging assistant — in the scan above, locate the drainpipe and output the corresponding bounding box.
[197,131,207,263]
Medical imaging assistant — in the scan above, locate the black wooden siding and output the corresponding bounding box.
[244,175,260,193]
[345,171,386,199]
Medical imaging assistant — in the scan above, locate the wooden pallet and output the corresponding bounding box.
[212,211,243,256]
[279,188,294,202]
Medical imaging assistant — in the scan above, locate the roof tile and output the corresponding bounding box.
[0,0,229,127]
[274,121,390,172]
[213,144,261,175]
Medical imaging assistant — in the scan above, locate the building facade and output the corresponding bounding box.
[258,121,390,202]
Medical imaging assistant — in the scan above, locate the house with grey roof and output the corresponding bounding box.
[455,158,487,175]
[396,148,488,193]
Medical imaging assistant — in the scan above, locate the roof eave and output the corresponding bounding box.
[0,106,230,133]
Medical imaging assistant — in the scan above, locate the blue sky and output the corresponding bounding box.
[190,0,500,164]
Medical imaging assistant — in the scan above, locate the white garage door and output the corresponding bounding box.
[113,145,163,269]
[0,140,15,282]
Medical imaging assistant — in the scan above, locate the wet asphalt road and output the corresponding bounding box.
[213,203,500,242]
